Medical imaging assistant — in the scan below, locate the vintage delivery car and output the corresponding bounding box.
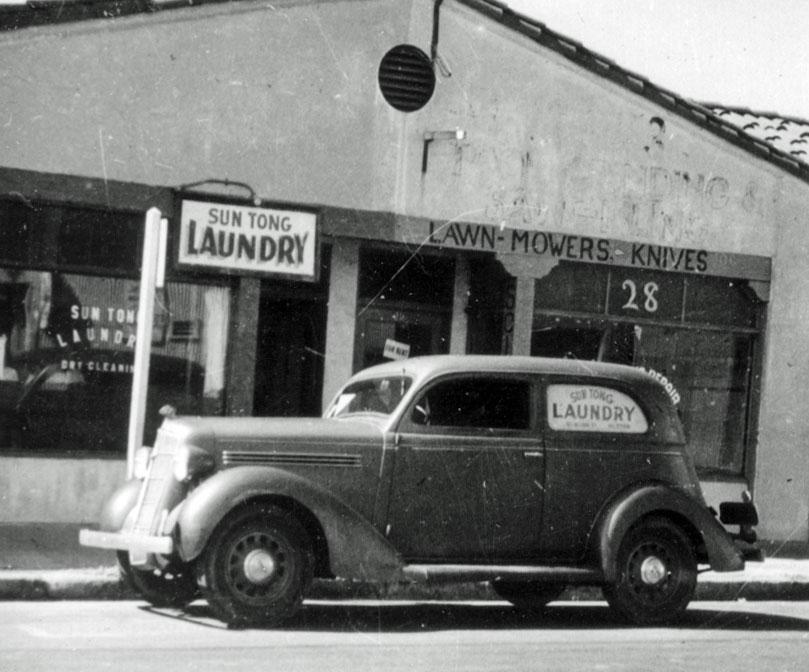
[80,355,760,626]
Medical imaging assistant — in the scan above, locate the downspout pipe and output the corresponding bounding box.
[431,0,443,63]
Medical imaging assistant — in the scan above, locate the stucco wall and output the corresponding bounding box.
[0,0,407,211]
[754,177,809,542]
[0,457,125,523]
[0,0,787,258]
[405,2,782,257]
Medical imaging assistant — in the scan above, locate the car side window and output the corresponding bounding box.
[410,378,531,431]
[546,383,648,434]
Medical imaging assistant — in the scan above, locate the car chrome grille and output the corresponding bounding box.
[130,432,181,537]
[222,450,362,468]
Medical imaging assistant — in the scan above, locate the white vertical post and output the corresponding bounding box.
[127,207,162,479]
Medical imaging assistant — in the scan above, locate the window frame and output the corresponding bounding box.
[396,373,537,437]
[539,375,657,445]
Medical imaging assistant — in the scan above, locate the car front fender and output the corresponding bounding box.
[98,478,143,533]
[597,483,744,580]
[174,466,403,582]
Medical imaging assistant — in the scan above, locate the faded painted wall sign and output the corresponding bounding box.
[179,199,318,281]
[547,384,648,433]
[407,219,770,282]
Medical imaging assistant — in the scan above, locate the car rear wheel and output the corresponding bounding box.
[117,551,199,608]
[198,505,314,627]
[491,581,566,611]
[604,516,697,625]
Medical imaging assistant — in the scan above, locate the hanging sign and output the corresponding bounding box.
[178,199,318,281]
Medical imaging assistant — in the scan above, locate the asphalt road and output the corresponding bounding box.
[1,599,808,671]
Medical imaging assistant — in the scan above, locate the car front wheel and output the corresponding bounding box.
[197,505,314,628]
[604,516,697,625]
[117,551,199,608]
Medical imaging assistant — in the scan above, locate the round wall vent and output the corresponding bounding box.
[378,44,436,112]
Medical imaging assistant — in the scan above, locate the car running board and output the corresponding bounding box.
[402,564,604,584]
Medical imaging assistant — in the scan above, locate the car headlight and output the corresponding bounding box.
[173,444,215,483]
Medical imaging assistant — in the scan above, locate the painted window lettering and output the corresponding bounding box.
[621,279,659,313]
[547,384,648,433]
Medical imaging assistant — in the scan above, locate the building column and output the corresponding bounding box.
[226,276,260,416]
[321,238,360,410]
[450,253,470,354]
[511,275,535,356]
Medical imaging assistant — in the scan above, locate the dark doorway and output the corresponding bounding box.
[253,251,330,417]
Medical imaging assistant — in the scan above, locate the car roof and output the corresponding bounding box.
[352,355,656,386]
[348,355,684,443]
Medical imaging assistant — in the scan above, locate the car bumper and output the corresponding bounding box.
[79,528,175,555]
[720,495,763,562]
[732,535,765,562]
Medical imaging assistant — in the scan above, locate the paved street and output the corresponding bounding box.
[1,599,808,671]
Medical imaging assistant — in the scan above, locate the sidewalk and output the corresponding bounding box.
[2,523,809,602]
[2,559,809,602]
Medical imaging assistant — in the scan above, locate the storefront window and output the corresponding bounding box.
[0,270,230,453]
[532,262,761,478]
[354,248,454,370]
[633,327,752,474]
[0,200,230,454]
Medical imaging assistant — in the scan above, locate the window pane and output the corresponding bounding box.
[327,376,412,417]
[547,384,648,434]
[415,378,530,430]
[0,201,32,264]
[634,327,752,474]
[0,200,143,272]
[0,269,230,453]
[358,249,455,306]
[57,206,141,272]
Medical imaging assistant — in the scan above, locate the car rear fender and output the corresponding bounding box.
[174,466,403,582]
[597,483,744,580]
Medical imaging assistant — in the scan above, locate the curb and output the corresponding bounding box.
[2,566,809,602]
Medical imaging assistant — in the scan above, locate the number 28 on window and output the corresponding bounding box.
[621,279,659,313]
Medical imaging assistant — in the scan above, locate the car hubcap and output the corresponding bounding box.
[243,549,276,584]
[639,555,667,585]
[226,531,291,601]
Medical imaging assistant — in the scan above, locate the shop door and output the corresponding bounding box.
[354,247,454,370]
[253,297,326,417]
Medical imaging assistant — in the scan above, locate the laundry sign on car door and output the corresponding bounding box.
[177,197,319,281]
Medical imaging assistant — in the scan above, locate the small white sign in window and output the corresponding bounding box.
[547,384,648,433]
[383,338,410,360]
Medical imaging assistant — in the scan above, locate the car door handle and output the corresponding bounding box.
[523,451,543,459]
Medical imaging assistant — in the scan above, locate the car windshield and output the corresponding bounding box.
[325,375,412,418]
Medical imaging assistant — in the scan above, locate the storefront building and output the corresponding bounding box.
[1,0,808,553]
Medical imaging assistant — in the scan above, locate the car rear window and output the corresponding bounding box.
[547,384,648,434]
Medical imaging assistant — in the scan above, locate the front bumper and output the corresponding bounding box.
[79,528,175,555]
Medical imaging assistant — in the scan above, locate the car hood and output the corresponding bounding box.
[158,415,387,452]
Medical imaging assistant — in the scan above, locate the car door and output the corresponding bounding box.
[539,376,654,560]
[384,374,545,562]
